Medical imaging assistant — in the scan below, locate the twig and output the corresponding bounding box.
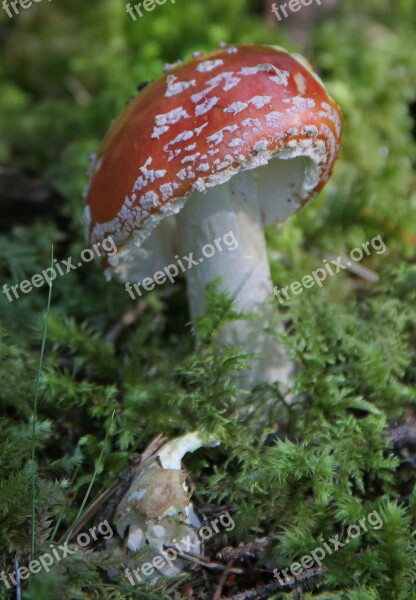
[327,254,379,283]
[140,433,167,461]
[221,566,326,600]
[172,549,243,574]
[212,559,235,600]
[220,537,272,561]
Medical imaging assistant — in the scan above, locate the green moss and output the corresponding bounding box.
[0,0,415,598]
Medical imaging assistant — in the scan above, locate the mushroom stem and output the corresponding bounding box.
[176,169,293,387]
[157,431,220,470]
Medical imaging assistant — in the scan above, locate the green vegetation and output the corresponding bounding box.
[0,0,415,598]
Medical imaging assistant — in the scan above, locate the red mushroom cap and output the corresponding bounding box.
[84,44,342,275]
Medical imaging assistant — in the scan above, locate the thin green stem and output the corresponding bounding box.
[31,245,54,561]
[65,409,116,542]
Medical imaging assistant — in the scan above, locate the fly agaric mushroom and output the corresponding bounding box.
[84,44,342,384]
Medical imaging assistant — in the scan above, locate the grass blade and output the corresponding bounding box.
[30,246,54,561]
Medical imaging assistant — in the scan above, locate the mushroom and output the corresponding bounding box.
[108,432,219,580]
[84,44,342,385]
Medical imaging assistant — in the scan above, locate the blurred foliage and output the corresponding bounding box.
[0,0,415,598]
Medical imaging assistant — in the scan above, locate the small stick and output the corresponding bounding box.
[212,559,235,600]
[327,254,379,283]
[174,549,243,574]
[220,537,272,561]
[221,566,326,599]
